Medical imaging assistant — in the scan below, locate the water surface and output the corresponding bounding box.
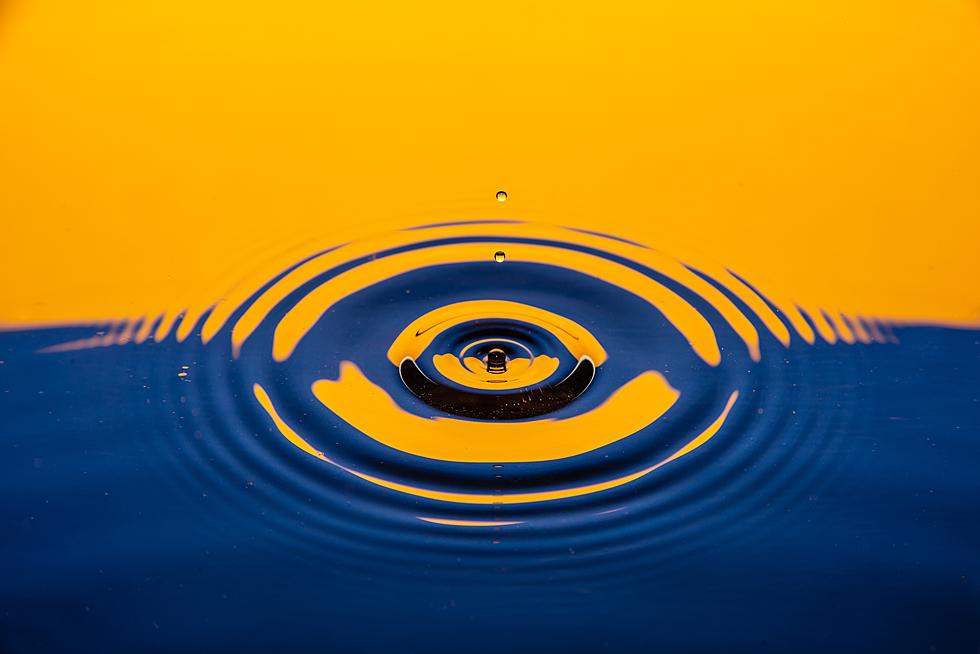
[2,222,978,652]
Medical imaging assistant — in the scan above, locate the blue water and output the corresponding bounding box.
[2,240,979,652]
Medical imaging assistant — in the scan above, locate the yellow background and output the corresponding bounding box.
[1,0,978,326]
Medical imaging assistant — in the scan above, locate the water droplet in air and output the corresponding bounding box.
[495,190,508,202]
[494,251,506,263]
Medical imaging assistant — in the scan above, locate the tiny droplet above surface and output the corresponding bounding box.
[494,251,506,263]
[495,190,508,202]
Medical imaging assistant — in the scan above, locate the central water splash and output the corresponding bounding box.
[38,220,898,553]
[485,347,507,374]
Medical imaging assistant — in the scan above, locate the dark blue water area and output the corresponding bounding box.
[1,325,979,653]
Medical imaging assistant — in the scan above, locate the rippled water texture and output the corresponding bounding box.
[2,222,979,652]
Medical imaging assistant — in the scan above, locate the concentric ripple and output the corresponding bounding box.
[38,220,897,577]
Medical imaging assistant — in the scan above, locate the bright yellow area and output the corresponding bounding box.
[435,354,559,391]
[1,1,979,326]
[254,381,737,505]
[416,517,523,527]
[275,243,721,363]
[223,223,770,363]
[388,299,607,368]
[311,362,679,463]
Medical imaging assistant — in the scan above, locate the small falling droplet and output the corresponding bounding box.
[494,251,506,263]
[495,190,508,202]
